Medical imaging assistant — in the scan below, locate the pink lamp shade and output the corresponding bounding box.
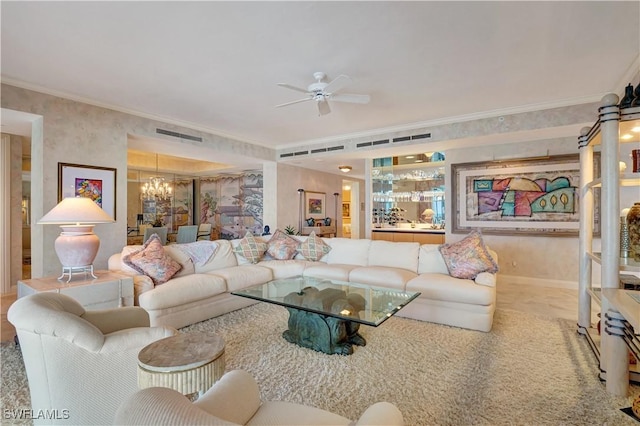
[38,197,114,271]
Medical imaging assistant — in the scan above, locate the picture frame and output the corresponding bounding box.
[342,202,350,218]
[305,191,326,219]
[451,154,600,236]
[59,162,117,219]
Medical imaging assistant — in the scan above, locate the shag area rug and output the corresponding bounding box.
[2,304,640,425]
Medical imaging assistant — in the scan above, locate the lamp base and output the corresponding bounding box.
[58,265,97,283]
[54,225,101,282]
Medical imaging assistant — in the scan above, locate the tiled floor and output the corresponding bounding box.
[496,280,583,322]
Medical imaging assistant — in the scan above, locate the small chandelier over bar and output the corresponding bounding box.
[141,154,173,201]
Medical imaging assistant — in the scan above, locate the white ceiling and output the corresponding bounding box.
[2,1,639,176]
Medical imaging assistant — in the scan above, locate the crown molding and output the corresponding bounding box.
[0,77,271,148]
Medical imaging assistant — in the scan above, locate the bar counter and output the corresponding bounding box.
[371,226,444,244]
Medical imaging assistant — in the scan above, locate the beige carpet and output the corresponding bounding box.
[3,303,640,425]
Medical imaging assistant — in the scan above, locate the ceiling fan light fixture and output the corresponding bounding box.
[276,71,370,116]
[338,165,352,173]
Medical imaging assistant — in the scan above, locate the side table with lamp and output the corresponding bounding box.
[16,198,132,343]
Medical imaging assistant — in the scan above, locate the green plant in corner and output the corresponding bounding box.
[284,225,298,235]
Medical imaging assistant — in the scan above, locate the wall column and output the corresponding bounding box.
[0,135,10,293]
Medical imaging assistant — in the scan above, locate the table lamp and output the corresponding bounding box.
[38,197,115,282]
[421,208,435,223]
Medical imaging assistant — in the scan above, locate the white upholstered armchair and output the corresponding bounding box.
[115,369,404,425]
[8,292,177,425]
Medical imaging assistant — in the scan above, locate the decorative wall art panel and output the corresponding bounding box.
[59,162,116,219]
[200,173,263,240]
[451,154,600,236]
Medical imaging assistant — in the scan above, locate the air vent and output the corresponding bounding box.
[392,136,411,143]
[326,145,344,152]
[280,152,294,158]
[156,128,203,142]
[372,139,389,146]
[411,133,431,140]
[356,142,372,148]
[294,150,309,156]
[311,148,327,154]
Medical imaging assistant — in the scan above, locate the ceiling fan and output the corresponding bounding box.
[276,71,370,116]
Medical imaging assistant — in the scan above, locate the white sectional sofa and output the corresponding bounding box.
[108,234,499,332]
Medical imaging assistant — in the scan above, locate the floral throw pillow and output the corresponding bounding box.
[267,229,300,260]
[122,234,182,285]
[297,231,331,261]
[438,230,498,280]
[233,232,268,264]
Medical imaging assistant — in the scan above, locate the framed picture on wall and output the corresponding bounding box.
[305,191,326,219]
[342,202,350,218]
[451,153,600,236]
[59,162,116,219]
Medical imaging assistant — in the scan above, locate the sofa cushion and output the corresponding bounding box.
[258,259,311,279]
[119,245,143,274]
[207,265,273,292]
[439,231,498,279]
[349,266,418,290]
[303,263,357,282]
[233,232,268,264]
[122,235,182,285]
[297,232,331,261]
[474,271,497,287]
[417,244,450,275]
[137,274,227,310]
[196,240,238,273]
[163,245,196,278]
[323,238,371,266]
[406,273,495,306]
[267,229,300,260]
[368,240,420,272]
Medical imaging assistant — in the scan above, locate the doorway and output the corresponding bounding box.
[342,180,360,239]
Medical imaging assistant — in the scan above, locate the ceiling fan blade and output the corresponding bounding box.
[323,74,351,94]
[275,97,312,108]
[317,99,331,116]
[277,83,310,94]
[330,93,371,104]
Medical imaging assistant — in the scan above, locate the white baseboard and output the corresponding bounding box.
[497,274,579,290]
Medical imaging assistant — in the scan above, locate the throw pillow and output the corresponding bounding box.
[267,229,300,260]
[122,234,182,285]
[297,231,331,261]
[439,230,498,280]
[233,232,268,264]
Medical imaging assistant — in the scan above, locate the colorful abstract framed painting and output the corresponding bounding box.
[58,162,117,219]
[451,154,600,236]
[305,191,326,219]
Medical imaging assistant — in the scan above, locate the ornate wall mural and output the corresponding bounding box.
[199,172,263,240]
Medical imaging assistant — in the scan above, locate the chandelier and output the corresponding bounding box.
[141,155,173,201]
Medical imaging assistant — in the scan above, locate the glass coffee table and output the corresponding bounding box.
[232,276,420,355]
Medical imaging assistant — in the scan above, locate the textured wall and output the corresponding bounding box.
[275,163,344,234]
[446,136,588,287]
[1,84,277,277]
[9,135,23,290]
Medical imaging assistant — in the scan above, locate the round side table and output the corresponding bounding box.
[137,332,225,399]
